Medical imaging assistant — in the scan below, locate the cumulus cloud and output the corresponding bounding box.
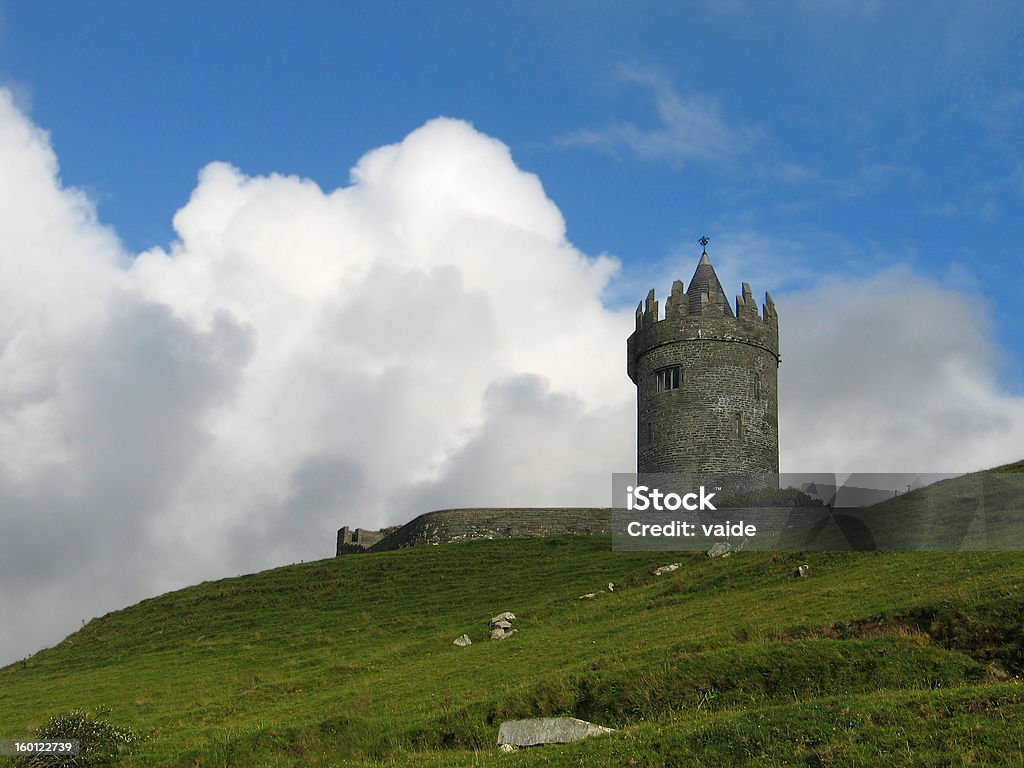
[779,268,1024,472]
[127,120,634,585]
[0,92,634,665]
[1,88,1022,667]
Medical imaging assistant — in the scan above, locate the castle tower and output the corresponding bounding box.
[627,243,780,477]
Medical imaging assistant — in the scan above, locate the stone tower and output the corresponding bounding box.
[627,244,780,477]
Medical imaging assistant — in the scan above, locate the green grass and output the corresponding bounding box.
[794,460,1024,552]
[2,532,1024,765]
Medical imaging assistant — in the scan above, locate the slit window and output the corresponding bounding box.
[734,413,743,440]
[754,373,762,400]
[656,366,681,392]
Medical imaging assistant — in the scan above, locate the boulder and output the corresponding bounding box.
[706,542,731,558]
[578,593,598,599]
[488,611,518,639]
[453,634,472,647]
[497,717,615,747]
[797,564,810,578]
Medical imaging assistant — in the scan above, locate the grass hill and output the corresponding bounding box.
[2,464,1024,767]
[767,462,1024,552]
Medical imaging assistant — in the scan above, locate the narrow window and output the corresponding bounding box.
[656,366,681,392]
[734,413,743,440]
[647,422,655,443]
[754,373,762,400]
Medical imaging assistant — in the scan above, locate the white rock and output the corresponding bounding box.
[653,563,682,576]
[497,717,615,747]
[453,634,472,647]
[706,542,732,558]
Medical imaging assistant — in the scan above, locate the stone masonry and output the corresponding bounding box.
[336,525,400,554]
[336,508,610,556]
[627,246,780,476]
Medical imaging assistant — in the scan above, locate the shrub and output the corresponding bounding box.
[13,708,141,767]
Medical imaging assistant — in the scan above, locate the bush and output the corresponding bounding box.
[13,708,141,767]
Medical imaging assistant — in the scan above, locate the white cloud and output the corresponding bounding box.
[779,268,1024,472]
[557,65,761,166]
[0,95,634,665]
[1,89,1022,668]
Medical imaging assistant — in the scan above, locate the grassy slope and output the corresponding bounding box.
[1,540,1023,767]
[2,460,1024,767]
[801,462,1024,552]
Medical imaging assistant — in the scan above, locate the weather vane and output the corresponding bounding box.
[699,235,709,253]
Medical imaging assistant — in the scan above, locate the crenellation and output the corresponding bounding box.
[763,292,777,324]
[698,291,710,314]
[644,289,659,324]
[736,282,760,320]
[665,280,687,320]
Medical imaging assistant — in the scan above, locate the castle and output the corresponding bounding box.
[628,242,780,477]
[337,243,779,555]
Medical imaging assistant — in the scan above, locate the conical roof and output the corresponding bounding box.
[686,251,734,316]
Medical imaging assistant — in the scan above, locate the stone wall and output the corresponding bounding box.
[336,508,611,555]
[336,525,400,554]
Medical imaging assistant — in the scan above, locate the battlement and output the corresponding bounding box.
[627,278,779,384]
[633,282,778,332]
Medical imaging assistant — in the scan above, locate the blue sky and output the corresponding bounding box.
[4,2,1021,304]
[0,2,1023,664]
